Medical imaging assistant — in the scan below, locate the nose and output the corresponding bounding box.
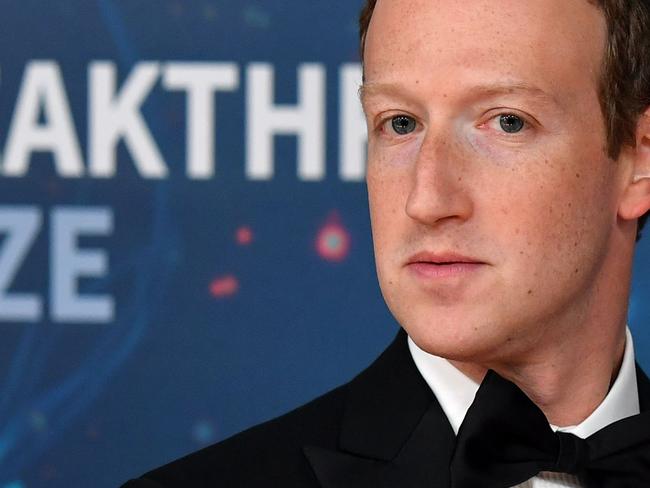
[405,134,474,226]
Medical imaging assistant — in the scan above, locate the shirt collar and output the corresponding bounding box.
[407,327,640,437]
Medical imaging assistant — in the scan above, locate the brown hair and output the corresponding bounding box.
[358,0,650,237]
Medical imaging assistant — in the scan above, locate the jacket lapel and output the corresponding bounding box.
[304,329,456,488]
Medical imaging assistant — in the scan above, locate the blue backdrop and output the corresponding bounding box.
[0,2,649,487]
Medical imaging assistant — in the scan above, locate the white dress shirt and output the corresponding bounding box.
[407,328,640,488]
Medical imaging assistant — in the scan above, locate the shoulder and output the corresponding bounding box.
[123,381,349,487]
[122,329,417,488]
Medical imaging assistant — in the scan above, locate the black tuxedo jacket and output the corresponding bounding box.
[122,329,650,488]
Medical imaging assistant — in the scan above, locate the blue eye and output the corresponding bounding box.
[391,115,417,135]
[499,114,525,133]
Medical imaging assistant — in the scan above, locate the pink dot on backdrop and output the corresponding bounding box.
[315,213,351,262]
[210,275,239,298]
[236,226,254,246]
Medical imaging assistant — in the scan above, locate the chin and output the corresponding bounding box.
[398,313,514,362]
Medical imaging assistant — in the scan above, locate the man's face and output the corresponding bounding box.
[363,0,628,362]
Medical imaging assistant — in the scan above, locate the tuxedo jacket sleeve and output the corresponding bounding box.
[121,329,650,488]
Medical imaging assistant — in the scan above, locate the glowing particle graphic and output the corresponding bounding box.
[210,275,239,298]
[315,213,351,262]
[4,481,25,488]
[192,419,216,445]
[236,226,253,246]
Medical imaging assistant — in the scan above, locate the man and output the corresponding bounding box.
[123,0,650,486]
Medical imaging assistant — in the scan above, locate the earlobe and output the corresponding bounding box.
[619,177,650,220]
[618,112,650,221]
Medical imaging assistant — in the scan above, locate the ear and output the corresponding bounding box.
[618,109,650,221]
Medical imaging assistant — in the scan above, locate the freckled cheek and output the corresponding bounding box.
[538,153,611,231]
[367,140,424,262]
[463,135,564,244]
[463,131,538,167]
[367,137,424,205]
[368,136,424,168]
[500,169,598,276]
[466,132,500,161]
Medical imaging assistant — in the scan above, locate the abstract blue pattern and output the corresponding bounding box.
[0,2,647,487]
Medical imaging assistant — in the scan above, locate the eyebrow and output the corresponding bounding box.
[359,82,404,106]
[468,81,560,106]
[359,82,424,111]
[359,80,560,107]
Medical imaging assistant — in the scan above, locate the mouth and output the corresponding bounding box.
[407,251,484,265]
[405,251,487,278]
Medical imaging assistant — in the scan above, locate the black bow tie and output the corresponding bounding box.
[449,370,650,488]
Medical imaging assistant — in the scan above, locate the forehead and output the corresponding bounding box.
[364,0,606,97]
